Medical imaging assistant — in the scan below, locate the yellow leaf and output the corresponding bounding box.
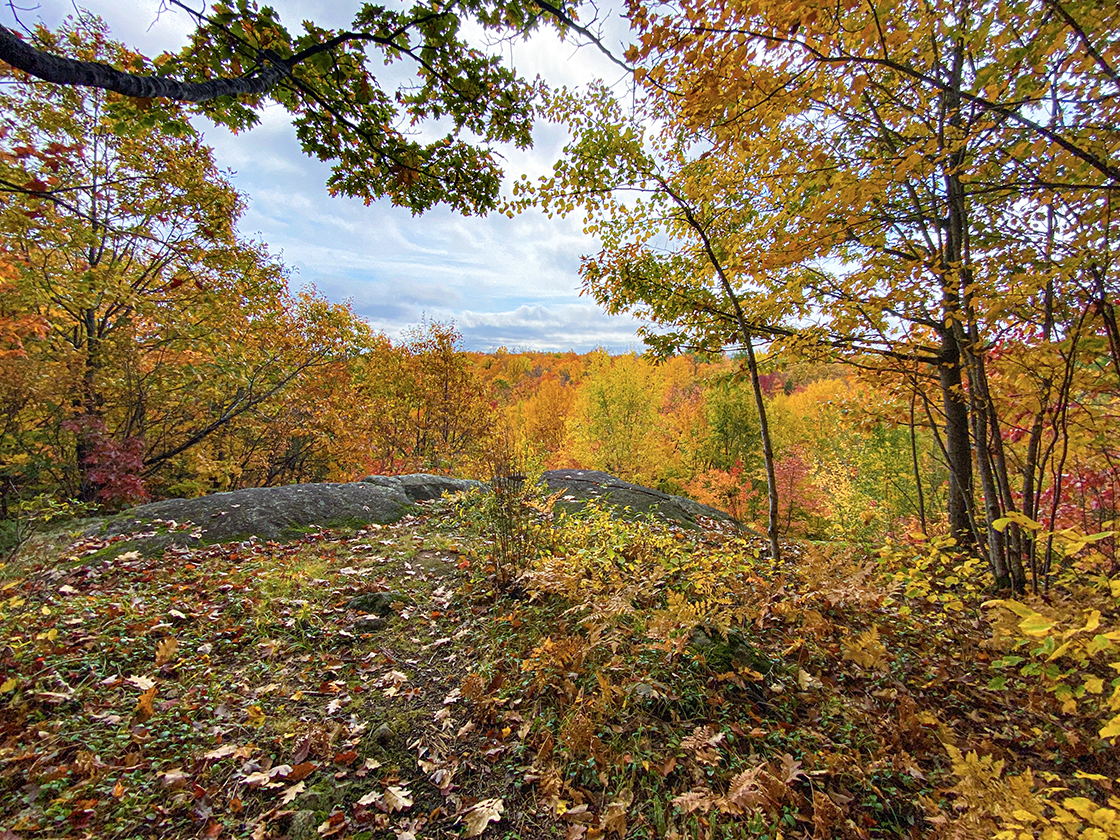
[1019,613,1056,637]
[1080,610,1102,635]
[1048,641,1074,661]
[1,677,18,693]
[246,705,266,727]
[1099,713,1120,742]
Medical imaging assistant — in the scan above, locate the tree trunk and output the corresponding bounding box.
[742,332,782,561]
[938,331,974,546]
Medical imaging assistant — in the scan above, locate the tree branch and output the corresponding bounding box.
[0,23,287,102]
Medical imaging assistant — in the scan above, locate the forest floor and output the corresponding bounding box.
[0,494,1116,839]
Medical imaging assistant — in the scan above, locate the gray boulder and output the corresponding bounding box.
[105,481,414,545]
[362,473,485,501]
[542,469,735,528]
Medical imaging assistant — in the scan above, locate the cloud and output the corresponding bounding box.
[3,1,645,352]
[455,304,647,352]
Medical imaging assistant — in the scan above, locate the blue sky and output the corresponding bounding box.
[2,1,647,352]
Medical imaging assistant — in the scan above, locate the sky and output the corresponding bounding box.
[1,0,647,352]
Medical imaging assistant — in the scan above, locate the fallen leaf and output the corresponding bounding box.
[317,812,347,837]
[281,782,306,804]
[602,791,632,836]
[126,674,156,691]
[383,786,414,812]
[203,744,238,760]
[161,768,189,788]
[777,753,807,784]
[286,762,317,782]
[333,749,359,766]
[463,798,504,837]
[155,636,179,667]
[135,686,157,722]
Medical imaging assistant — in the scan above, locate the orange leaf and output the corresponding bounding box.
[135,686,157,722]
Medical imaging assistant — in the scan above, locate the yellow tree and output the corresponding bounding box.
[565,352,667,486]
[0,20,369,504]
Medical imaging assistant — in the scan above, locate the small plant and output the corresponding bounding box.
[1,490,91,563]
[478,426,555,586]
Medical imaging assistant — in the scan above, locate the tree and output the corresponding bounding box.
[0,0,609,214]
[515,84,789,559]
[565,351,666,486]
[0,20,369,504]
[358,321,495,475]
[581,0,1120,588]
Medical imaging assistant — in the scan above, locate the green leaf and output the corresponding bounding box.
[1019,612,1056,636]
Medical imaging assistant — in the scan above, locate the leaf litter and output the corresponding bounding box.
[0,498,1116,838]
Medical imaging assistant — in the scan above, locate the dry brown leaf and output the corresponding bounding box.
[281,781,306,805]
[812,790,843,840]
[126,674,156,691]
[601,791,631,837]
[776,753,807,783]
[671,790,713,814]
[383,786,413,813]
[203,744,238,760]
[155,636,179,667]
[317,812,347,837]
[160,768,189,789]
[286,761,317,782]
[134,686,157,722]
[462,798,504,837]
[357,789,381,807]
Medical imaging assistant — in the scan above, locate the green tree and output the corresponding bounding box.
[0,0,609,214]
[566,352,665,486]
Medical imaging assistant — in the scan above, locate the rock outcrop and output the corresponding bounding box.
[104,475,483,546]
[542,469,734,528]
[99,470,731,548]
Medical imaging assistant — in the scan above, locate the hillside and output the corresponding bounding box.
[2,488,1117,839]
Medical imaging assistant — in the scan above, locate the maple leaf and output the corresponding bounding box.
[462,798,504,837]
[155,636,179,666]
[280,782,306,804]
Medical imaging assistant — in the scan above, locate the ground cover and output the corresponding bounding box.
[1,495,1117,839]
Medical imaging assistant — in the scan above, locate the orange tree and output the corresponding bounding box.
[0,20,370,505]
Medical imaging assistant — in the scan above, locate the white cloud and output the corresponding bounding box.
[2,1,643,352]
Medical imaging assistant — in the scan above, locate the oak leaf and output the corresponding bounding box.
[155,636,179,666]
[462,798,504,837]
[135,685,157,722]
